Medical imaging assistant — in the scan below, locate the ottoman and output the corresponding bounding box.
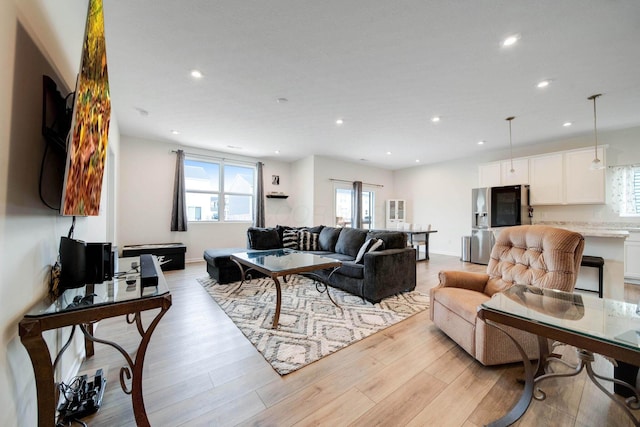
[203,248,246,284]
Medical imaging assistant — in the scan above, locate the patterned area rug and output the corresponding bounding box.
[197,274,430,375]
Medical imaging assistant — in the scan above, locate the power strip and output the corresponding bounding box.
[57,369,106,422]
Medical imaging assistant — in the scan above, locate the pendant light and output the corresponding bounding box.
[588,94,604,170]
[506,116,515,173]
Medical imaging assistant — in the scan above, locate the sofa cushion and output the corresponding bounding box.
[367,231,407,250]
[325,252,355,262]
[247,227,281,250]
[303,225,325,234]
[298,230,320,251]
[432,287,490,325]
[335,228,368,258]
[335,261,364,279]
[282,229,299,249]
[354,238,385,264]
[318,227,342,252]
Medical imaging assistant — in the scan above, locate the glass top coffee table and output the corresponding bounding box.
[230,249,342,329]
[479,284,640,427]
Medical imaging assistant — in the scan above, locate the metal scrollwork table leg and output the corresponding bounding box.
[485,319,640,427]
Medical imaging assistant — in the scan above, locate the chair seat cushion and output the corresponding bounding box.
[432,287,490,325]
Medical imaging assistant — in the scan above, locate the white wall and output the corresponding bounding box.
[394,157,479,256]
[1,1,117,425]
[312,156,395,228]
[117,137,292,261]
[289,156,315,226]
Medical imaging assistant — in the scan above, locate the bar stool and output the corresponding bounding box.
[577,255,604,298]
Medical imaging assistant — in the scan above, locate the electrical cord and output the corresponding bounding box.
[67,216,76,238]
[56,371,102,425]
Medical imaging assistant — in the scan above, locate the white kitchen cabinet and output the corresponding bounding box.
[529,153,564,205]
[564,147,606,204]
[479,159,528,187]
[501,158,529,185]
[478,162,501,188]
[386,199,406,229]
[625,232,640,281]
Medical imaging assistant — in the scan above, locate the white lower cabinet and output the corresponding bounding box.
[625,232,640,281]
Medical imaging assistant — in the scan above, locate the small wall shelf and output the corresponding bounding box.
[266,194,289,199]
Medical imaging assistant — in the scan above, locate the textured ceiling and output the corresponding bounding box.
[98,0,640,169]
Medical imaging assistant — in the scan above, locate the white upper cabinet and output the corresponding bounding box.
[501,158,529,186]
[479,146,606,205]
[528,147,605,205]
[478,162,501,188]
[564,147,606,204]
[478,159,529,188]
[529,153,564,205]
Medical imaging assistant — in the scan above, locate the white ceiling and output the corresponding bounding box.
[99,0,640,170]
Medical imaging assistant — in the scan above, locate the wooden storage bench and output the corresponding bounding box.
[122,243,187,271]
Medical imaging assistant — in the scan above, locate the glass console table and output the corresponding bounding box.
[479,284,640,426]
[19,256,172,427]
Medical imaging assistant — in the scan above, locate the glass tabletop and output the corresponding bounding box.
[231,249,341,273]
[481,284,640,352]
[24,257,169,318]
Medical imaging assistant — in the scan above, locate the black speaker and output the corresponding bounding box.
[85,242,114,284]
[59,237,87,289]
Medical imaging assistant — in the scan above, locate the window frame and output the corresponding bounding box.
[184,157,256,223]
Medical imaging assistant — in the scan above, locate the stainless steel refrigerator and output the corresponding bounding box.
[471,187,493,264]
[470,185,531,265]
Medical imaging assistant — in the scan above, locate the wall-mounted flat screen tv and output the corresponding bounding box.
[61,0,111,216]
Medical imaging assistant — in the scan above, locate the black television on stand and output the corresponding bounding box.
[40,75,73,211]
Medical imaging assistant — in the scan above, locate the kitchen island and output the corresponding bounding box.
[535,222,630,300]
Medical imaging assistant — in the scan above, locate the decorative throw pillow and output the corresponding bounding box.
[355,238,384,264]
[298,230,320,251]
[282,229,299,250]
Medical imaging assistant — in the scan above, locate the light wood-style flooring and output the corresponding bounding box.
[80,254,640,426]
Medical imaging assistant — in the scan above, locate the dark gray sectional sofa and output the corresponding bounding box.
[203,225,417,303]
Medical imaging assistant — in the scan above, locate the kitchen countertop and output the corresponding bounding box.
[534,221,632,238]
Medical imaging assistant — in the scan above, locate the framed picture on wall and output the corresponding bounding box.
[272,175,280,185]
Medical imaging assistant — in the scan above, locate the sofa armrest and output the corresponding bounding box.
[436,270,489,293]
[363,248,416,302]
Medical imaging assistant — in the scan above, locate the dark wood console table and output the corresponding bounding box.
[19,256,172,427]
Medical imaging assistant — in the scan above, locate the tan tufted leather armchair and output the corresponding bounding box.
[430,225,585,366]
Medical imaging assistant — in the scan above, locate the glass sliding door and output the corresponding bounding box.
[334,185,375,229]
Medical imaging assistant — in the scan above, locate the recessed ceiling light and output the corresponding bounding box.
[171,130,180,135]
[336,119,344,125]
[274,150,280,154]
[431,116,441,123]
[537,80,551,88]
[563,122,572,127]
[415,159,420,163]
[477,140,485,145]
[190,69,203,79]
[386,151,392,155]
[501,34,520,47]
